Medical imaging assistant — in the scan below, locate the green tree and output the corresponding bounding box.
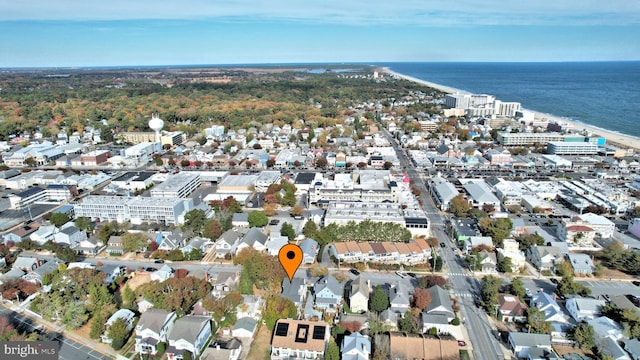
[155,157,164,166]
[509,277,526,301]
[516,232,544,251]
[325,340,340,360]
[121,232,149,253]
[370,285,389,313]
[479,217,512,247]
[247,210,268,228]
[183,209,207,236]
[74,216,92,231]
[203,219,223,241]
[303,221,320,239]
[526,307,553,334]
[98,222,115,243]
[497,253,513,273]
[122,285,135,310]
[281,222,296,241]
[263,295,297,330]
[108,318,130,350]
[186,248,203,261]
[282,191,296,207]
[480,275,501,312]
[449,195,471,217]
[399,311,419,334]
[49,212,70,227]
[568,323,595,349]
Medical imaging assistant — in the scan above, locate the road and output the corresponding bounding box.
[0,306,112,360]
[383,129,508,360]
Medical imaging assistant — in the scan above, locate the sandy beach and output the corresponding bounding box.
[382,67,640,152]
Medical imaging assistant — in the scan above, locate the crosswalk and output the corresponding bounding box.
[448,272,469,277]
[453,292,473,298]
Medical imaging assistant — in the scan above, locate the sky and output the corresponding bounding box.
[0,1,639,67]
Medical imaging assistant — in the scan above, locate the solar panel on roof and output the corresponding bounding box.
[312,325,325,340]
[275,322,289,337]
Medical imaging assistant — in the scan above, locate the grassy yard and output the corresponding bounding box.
[247,324,272,360]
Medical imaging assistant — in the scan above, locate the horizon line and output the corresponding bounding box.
[2,59,640,71]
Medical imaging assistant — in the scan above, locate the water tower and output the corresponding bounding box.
[148,113,164,144]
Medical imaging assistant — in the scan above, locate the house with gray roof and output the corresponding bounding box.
[600,335,630,360]
[565,297,605,322]
[282,276,306,308]
[53,225,86,248]
[167,315,212,359]
[341,332,371,360]
[389,282,410,314]
[304,291,322,321]
[12,256,41,271]
[429,177,459,211]
[479,249,497,273]
[380,309,398,331]
[624,338,640,360]
[463,236,493,254]
[231,212,249,228]
[107,236,125,255]
[212,271,239,297]
[74,236,104,256]
[421,313,451,334]
[588,316,624,342]
[0,268,25,286]
[22,260,59,284]
[566,253,595,275]
[231,317,257,338]
[508,332,552,359]
[102,309,136,344]
[348,276,369,313]
[526,245,564,272]
[424,285,455,322]
[150,264,174,282]
[313,275,344,311]
[530,292,574,339]
[182,237,210,255]
[135,309,177,356]
[299,238,319,264]
[527,347,561,360]
[233,227,267,255]
[213,229,245,259]
[201,337,242,360]
[158,229,187,251]
[462,181,501,209]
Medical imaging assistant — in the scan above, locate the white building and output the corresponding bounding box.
[150,172,201,198]
[74,195,193,225]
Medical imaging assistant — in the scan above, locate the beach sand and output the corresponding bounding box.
[382,67,640,152]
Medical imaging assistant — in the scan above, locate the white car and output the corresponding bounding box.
[395,271,406,279]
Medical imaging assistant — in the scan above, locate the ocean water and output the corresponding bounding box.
[380,62,640,138]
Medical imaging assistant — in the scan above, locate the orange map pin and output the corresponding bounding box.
[279,244,303,282]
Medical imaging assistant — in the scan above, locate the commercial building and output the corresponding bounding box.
[74,195,193,225]
[428,177,459,211]
[547,141,600,155]
[255,171,282,192]
[121,131,184,146]
[80,150,111,166]
[124,142,159,160]
[324,202,405,227]
[150,172,201,198]
[497,132,565,146]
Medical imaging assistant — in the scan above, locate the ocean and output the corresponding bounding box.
[379,62,640,138]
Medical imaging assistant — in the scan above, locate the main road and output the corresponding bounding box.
[383,129,508,360]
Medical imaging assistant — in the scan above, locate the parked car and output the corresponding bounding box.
[632,281,640,287]
[440,242,446,248]
[407,272,417,278]
[395,271,406,279]
[154,259,165,264]
[349,268,360,276]
[269,219,280,225]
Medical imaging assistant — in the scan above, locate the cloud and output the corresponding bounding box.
[0,0,639,26]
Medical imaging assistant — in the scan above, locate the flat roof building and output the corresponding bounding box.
[150,172,201,198]
[74,195,193,225]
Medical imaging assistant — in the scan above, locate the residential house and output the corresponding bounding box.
[234,228,268,255]
[600,336,631,360]
[107,236,125,255]
[557,220,596,247]
[158,229,187,251]
[463,236,493,254]
[75,236,104,256]
[388,332,459,360]
[566,253,595,275]
[624,339,640,360]
[348,276,369,313]
[213,229,245,259]
[266,235,289,257]
[166,315,212,360]
[12,256,40,272]
[29,225,58,245]
[236,295,263,321]
[479,249,497,273]
[99,264,124,283]
[102,309,136,344]
[526,348,561,360]
[498,294,528,323]
[299,238,319,264]
[3,223,41,244]
[0,268,25,286]
[212,272,239,297]
[281,277,306,308]
[270,319,330,360]
[565,297,605,322]
[22,260,59,284]
[135,309,177,356]
[231,213,249,228]
[313,276,344,311]
[497,239,527,272]
[530,292,574,338]
[137,299,154,313]
[424,285,455,322]
[53,225,86,248]
[588,316,624,342]
[508,332,552,359]
[182,237,210,255]
[341,332,371,360]
[201,338,242,360]
[150,264,174,282]
[380,309,398,331]
[231,317,257,338]
[526,245,564,272]
[389,282,410,315]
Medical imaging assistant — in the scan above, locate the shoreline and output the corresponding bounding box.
[381,67,640,152]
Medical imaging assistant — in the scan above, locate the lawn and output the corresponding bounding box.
[247,324,272,360]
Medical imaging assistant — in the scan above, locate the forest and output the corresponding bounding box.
[0,66,444,141]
